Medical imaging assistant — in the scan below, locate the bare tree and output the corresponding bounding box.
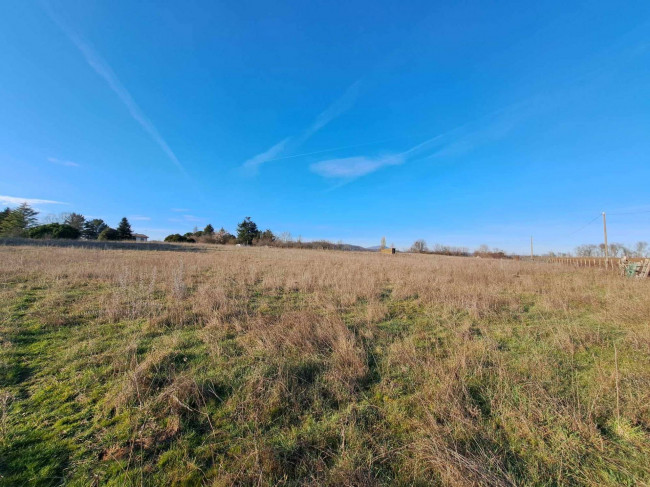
[608,243,631,258]
[635,241,648,257]
[598,243,607,257]
[410,239,428,253]
[575,244,597,257]
[278,232,293,243]
[43,212,70,224]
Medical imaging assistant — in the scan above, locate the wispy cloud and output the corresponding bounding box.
[182,215,203,222]
[307,137,436,182]
[309,100,531,182]
[169,214,204,223]
[0,195,68,206]
[129,215,151,221]
[243,81,361,172]
[310,155,404,179]
[243,138,290,170]
[48,157,80,167]
[419,108,523,162]
[303,81,361,139]
[45,4,187,176]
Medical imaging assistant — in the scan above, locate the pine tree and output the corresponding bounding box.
[17,203,38,228]
[204,224,215,235]
[0,207,10,225]
[82,219,108,240]
[260,229,275,242]
[116,217,133,240]
[0,203,38,237]
[64,212,86,231]
[236,217,260,245]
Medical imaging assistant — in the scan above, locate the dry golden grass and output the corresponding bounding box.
[1,244,649,486]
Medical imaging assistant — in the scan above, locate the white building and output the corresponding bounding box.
[133,233,149,242]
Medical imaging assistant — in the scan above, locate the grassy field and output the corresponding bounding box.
[1,245,649,486]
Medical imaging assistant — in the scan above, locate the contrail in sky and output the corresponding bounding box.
[44,3,188,177]
[242,81,362,172]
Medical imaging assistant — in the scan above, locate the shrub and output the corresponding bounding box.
[29,223,80,240]
[164,234,184,242]
[98,228,120,241]
[431,244,470,256]
[214,228,236,244]
[82,219,108,240]
[254,229,276,245]
[164,234,194,243]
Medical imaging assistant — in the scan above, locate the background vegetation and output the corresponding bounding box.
[3,204,647,258]
[0,205,135,243]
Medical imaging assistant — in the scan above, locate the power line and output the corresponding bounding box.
[552,208,648,240]
[563,214,601,237]
[533,208,649,255]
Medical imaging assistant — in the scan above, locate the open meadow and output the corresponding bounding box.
[1,244,650,486]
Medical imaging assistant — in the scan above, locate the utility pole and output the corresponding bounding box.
[530,236,534,260]
[602,212,609,269]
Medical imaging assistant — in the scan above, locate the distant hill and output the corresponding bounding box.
[339,243,371,252]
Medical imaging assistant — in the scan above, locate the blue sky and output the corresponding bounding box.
[1,1,650,252]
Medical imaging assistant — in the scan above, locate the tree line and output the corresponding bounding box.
[165,217,371,251]
[166,217,279,246]
[16,203,639,259]
[409,239,509,258]
[0,206,347,250]
[0,203,137,241]
[572,242,648,258]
